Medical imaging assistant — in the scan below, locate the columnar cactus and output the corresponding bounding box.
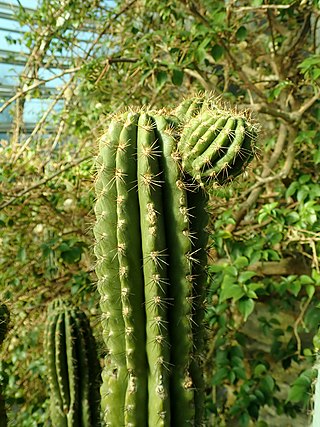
[0,304,9,427]
[44,299,101,427]
[94,94,257,426]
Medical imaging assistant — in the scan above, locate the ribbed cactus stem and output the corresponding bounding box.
[116,112,148,426]
[94,118,127,426]
[94,95,257,426]
[44,299,101,427]
[154,115,197,424]
[137,113,171,426]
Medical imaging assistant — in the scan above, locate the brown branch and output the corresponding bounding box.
[10,81,74,163]
[0,155,91,210]
[184,68,215,91]
[294,296,313,356]
[213,257,312,276]
[0,67,80,115]
[233,4,296,11]
[251,104,295,123]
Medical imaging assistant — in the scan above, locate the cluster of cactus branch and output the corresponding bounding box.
[44,299,101,427]
[94,94,257,426]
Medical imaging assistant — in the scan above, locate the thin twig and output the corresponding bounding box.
[0,67,80,114]
[233,4,297,12]
[294,296,312,357]
[0,155,91,210]
[10,80,74,163]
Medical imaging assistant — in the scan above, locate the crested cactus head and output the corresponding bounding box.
[177,96,258,187]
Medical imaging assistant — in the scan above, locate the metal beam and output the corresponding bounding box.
[0,1,35,14]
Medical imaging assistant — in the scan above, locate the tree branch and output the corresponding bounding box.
[0,67,80,115]
[0,155,91,210]
[213,257,312,276]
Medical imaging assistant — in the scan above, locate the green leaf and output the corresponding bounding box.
[287,385,306,403]
[238,271,256,283]
[314,149,320,164]
[236,26,247,41]
[155,70,167,87]
[289,281,301,297]
[238,298,255,321]
[286,181,298,198]
[209,263,227,273]
[287,370,316,403]
[306,285,315,300]
[261,375,275,393]
[220,284,245,302]
[286,211,300,224]
[234,256,249,269]
[299,174,311,184]
[172,68,184,86]
[212,367,229,385]
[225,266,238,277]
[195,46,207,63]
[300,275,314,285]
[313,332,320,350]
[17,247,27,262]
[254,364,267,376]
[211,44,224,61]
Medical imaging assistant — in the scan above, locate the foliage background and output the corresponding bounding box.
[0,0,320,426]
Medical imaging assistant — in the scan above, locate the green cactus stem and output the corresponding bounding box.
[0,304,9,427]
[44,299,101,427]
[94,96,257,426]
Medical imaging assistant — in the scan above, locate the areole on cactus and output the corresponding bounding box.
[94,94,257,426]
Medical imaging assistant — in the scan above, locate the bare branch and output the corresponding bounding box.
[0,155,91,210]
[213,257,312,276]
[10,80,75,164]
[0,67,80,115]
[184,68,215,92]
[233,4,298,12]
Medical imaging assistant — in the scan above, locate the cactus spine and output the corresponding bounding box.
[0,304,9,427]
[94,95,257,426]
[44,299,101,427]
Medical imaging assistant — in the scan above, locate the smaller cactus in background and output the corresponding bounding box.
[44,299,101,427]
[0,304,9,427]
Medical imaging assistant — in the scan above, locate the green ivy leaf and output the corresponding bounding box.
[238,271,256,283]
[211,44,224,61]
[287,369,316,403]
[289,281,301,297]
[234,256,249,269]
[155,70,167,87]
[172,68,184,86]
[238,298,255,321]
[220,284,245,302]
[194,46,207,63]
[236,26,247,41]
[300,275,314,285]
[212,367,229,385]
